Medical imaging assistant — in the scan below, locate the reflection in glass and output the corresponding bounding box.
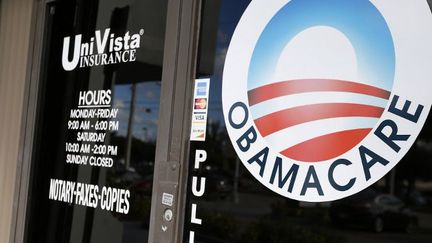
[184,0,432,243]
[25,0,167,242]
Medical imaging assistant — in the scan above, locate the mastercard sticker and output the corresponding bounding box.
[194,98,208,110]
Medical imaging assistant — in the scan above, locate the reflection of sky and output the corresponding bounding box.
[203,0,251,127]
[113,81,161,141]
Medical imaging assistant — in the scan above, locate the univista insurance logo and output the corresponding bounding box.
[62,28,144,71]
[222,0,432,202]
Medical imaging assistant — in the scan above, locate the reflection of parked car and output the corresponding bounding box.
[399,189,429,207]
[330,189,418,233]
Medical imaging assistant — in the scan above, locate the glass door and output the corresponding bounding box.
[183,1,432,243]
[24,0,167,242]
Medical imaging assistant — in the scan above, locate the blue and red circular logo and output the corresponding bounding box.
[223,0,432,202]
[248,0,395,162]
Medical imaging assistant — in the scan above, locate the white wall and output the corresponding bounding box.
[0,0,34,242]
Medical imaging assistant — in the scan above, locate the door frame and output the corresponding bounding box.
[148,0,201,242]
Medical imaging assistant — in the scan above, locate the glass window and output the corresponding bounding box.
[24,0,167,242]
[184,1,432,242]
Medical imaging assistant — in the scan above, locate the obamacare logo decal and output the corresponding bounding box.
[222,0,432,202]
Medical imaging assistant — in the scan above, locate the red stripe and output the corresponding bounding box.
[280,128,372,162]
[248,79,391,106]
[254,103,383,137]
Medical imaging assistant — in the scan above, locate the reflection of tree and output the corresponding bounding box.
[125,83,137,169]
